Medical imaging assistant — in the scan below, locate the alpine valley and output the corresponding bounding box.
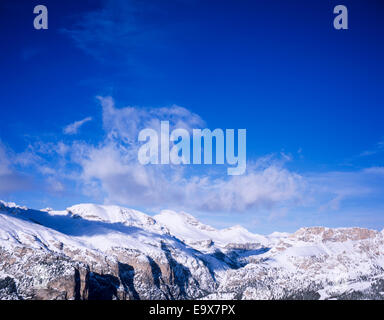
[1,200,384,300]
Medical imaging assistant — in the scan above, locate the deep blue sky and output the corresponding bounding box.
[1,0,384,233]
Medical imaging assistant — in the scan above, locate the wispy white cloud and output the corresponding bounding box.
[0,143,10,176]
[63,117,92,135]
[61,0,169,64]
[359,138,384,157]
[7,97,384,217]
[47,97,304,212]
[363,167,384,175]
[306,167,384,214]
[19,96,304,212]
[74,144,304,212]
[0,143,33,194]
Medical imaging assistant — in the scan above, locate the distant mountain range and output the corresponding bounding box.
[1,200,384,300]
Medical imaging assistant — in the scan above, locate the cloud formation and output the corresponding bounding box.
[19,97,304,212]
[62,0,169,64]
[7,97,384,217]
[63,117,92,135]
[88,97,304,211]
[359,139,384,157]
[0,143,32,194]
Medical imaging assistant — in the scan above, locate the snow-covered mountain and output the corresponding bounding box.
[1,200,384,300]
[154,210,269,248]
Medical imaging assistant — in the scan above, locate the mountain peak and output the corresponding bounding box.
[154,210,268,247]
[0,200,28,214]
[2,200,384,300]
[155,209,217,232]
[67,203,145,221]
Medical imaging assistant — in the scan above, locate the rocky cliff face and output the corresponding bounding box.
[1,201,384,300]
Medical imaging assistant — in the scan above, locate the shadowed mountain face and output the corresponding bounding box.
[1,200,384,300]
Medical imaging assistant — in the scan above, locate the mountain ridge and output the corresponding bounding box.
[1,200,384,300]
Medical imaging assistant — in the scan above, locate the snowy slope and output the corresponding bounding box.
[154,210,268,248]
[1,202,181,254]
[0,201,224,299]
[1,200,384,300]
